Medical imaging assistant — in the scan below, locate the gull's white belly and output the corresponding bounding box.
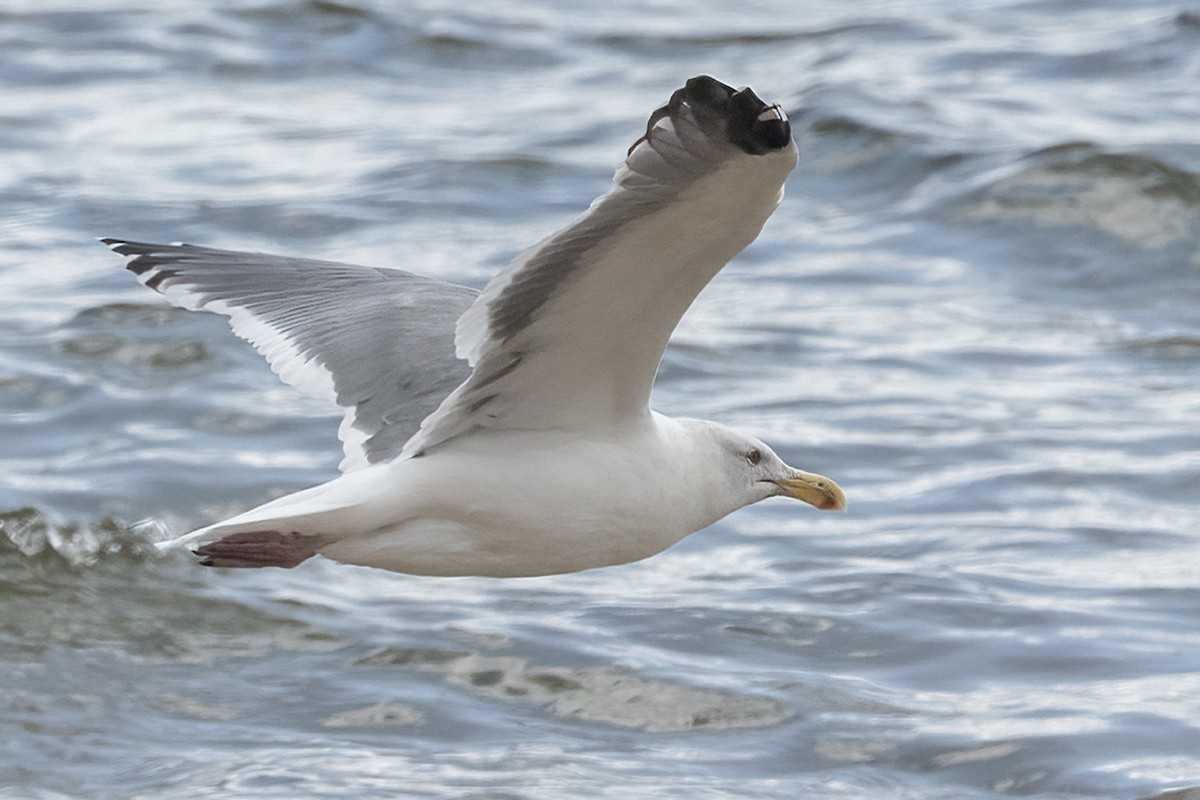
[319,506,678,578]
[316,425,717,578]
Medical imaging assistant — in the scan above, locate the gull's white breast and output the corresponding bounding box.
[317,415,729,577]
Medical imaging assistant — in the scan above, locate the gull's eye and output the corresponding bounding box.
[745,448,762,466]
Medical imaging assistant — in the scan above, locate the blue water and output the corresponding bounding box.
[2,1,1200,798]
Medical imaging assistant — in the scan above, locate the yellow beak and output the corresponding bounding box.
[773,469,847,511]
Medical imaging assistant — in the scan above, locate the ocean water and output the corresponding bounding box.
[2,1,1200,797]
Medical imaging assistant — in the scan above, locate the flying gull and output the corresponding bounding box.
[105,75,846,578]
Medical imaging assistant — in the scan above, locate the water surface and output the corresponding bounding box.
[2,1,1199,798]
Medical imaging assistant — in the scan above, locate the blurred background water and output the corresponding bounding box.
[2,1,1199,798]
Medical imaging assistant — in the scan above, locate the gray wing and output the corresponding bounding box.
[403,76,799,456]
[104,239,476,471]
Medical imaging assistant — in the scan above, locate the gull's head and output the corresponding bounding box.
[693,422,846,514]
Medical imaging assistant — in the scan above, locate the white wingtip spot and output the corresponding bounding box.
[757,105,786,122]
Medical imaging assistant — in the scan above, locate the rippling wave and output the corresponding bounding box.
[2,1,1199,798]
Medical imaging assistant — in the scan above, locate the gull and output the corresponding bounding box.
[105,75,845,578]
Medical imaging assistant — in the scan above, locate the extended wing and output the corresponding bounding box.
[404,75,798,456]
[105,240,475,470]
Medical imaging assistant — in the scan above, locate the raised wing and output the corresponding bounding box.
[105,240,475,471]
[404,75,798,456]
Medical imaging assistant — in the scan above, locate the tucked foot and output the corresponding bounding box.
[194,530,324,568]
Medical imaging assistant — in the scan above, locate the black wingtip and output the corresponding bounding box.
[681,75,792,156]
[100,237,133,254]
[101,238,198,283]
[100,237,154,258]
[630,75,792,157]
